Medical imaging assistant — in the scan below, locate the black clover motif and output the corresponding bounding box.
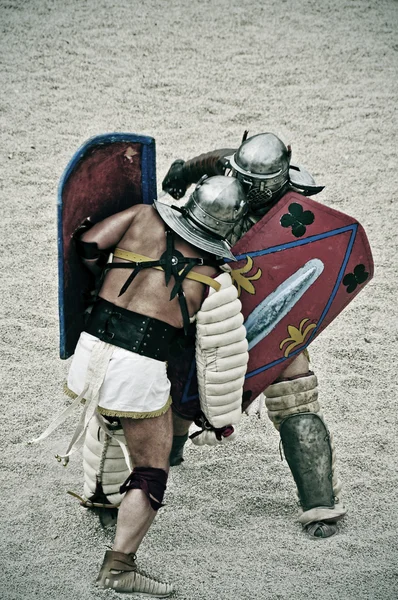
[280,203,315,237]
[342,264,369,293]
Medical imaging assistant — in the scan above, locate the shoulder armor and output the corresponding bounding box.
[289,164,325,196]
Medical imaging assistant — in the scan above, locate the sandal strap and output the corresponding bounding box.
[103,550,137,572]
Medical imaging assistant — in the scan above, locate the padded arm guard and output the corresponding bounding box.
[195,272,248,428]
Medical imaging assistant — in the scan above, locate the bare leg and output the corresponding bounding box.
[113,408,173,554]
[279,351,309,378]
[97,408,174,596]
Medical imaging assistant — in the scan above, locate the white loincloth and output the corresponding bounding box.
[67,332,172,418]
[31,331,172,464]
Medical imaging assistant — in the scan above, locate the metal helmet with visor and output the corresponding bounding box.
[229,133,291,210]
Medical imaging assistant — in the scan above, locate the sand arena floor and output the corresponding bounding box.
[1,0,397,598]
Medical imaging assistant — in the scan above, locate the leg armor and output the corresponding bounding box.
[264,373,346,529]
[169,432,189,466]
[80,413,132,508]
[120,467,168,511]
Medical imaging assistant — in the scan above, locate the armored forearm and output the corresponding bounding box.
[183,148,235,182]
[162,148,236,199]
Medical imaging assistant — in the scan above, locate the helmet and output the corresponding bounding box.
[229,133,291,210]
[154,175,247,260]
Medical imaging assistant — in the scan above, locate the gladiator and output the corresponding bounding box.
[162,132,347,539]
[36,175,249,596]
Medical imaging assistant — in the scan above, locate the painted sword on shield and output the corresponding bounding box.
[244,258,324,350]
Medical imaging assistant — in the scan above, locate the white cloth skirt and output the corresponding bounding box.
[67,332,171,418]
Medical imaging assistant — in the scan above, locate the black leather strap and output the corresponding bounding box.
[84,298,180,361]
[107,229,217,334]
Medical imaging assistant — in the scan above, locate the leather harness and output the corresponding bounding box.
[106,228,221,334]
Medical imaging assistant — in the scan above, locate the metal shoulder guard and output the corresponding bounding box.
[289,164,325,196]
[162,149,236,199]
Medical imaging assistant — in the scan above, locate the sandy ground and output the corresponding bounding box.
[1,0,398,598]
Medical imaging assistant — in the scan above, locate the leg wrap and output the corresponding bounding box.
[264,373,320,429]
[264,374,346,525]
[82,414,132,507]
[120,467,168,511]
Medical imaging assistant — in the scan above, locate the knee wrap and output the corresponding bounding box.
[120,467,168,511]
[264,373,319,429]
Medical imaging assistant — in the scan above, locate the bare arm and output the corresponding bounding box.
[81,205,137,249]
[79,206,137,274]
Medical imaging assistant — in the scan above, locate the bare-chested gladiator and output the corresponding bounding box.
[38,175,249,596]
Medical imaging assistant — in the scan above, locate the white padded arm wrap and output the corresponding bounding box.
[196,272,249,428]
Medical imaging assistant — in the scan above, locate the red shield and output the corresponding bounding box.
[58,133,157,359]
[169,191,374,419]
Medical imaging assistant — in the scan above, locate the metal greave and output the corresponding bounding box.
[279,412,335,511]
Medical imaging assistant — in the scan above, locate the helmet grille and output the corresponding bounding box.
[246,186,273,207]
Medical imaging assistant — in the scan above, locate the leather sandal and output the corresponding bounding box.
[96,550,173,597]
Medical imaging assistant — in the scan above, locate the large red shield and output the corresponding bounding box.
[169,191,374,419]
[58,133,157,359]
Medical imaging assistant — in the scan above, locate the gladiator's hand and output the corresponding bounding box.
[72,217,100,260]
[72,217,110,270]
[161,159,187,199]
[190,425,236,446]
[189,414,237,446]
[72,217,94,241]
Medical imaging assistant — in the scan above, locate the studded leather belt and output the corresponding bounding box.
[84,298,180,362]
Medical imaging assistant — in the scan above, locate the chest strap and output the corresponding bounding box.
[113,248,221,292]
[107,233,220,334]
